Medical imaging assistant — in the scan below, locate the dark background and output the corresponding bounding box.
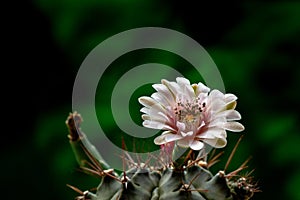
[3,1,300,199]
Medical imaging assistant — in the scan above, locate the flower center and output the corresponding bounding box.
[174,98,206,127]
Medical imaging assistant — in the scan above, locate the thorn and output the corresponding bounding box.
[226,156,252,179]
[121,140,128,185]
[66,184,84,195]
[207,151,224,168]
[80,144,103,173]
[224,135,244,173]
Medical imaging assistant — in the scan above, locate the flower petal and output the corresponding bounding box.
[177,139,190,148]
[176,77,195,98]
[215,109,241,121]
[151,92,169,107]
[189,140,204,150]
[138,96,157,107]
[223,122,245,132]
[225,93,237,104]
[165,133,183,142]
[154,134,168,145]
[197,82,210,94]
[181,131,193,137]
[176,77,190,85]
[152,84,176,104]
[203,137,227,148]
[176,121,186,132]
[143,120,175,131]
[141,113,169,124]
[153,131,182,145]
[197,128,226,139]
[162,79,181,98]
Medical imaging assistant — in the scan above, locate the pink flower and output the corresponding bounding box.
[138,77,244,150]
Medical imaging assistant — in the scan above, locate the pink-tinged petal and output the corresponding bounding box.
[176,121,186,132]
[206,118,226,128]
[198,82,210,93]
[141,113,169,124]
[140,107,149,114]
[141,103,168,118]
[143,120,165,129]
[223,122,245,132]
[197,93,208,103]
[152,84,176,104]
[197,128,226,139]
[154,134,168,145]
[226,110,241,121]
[203,137,227,148]
[154,131,182,145]
[181,131,193,137]
[196,121,206,131]
[151,92,169,107]
[216,110,241,121]
[209,89,225,100]
[165,133,183,142]
[162,79,181,97]
[225,93,237,103]
[176,77,195,98]
[208,98,226,112]
[143,120,175,131]
[189,140,204,150]
[138,96,157,107]
[177,139,190,148]
[176,77,190,85]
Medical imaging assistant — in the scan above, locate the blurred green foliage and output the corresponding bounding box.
[10,1,299,199]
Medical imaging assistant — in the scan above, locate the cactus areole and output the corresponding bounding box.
[66,78,259,200]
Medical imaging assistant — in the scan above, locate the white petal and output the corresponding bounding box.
[196,121,206,131]
[154,135,168,145]
[141,113,168,124]
[189,140,204,150]
[140,107,149,114]
[165,133,183,142]
[143,120,175,131]
[181,131,193,137]
[223,122,245,132]
[214,110,241,121]
[197,128,226,139]
[207,117,226,128]
[162,79,181,97]
[177,139,190,148]
[176,77,190,85]
[140,103,168,118]
[226,110,241,121]
[194,82,210,96]
[225,93,237,103]
[154,131,182,145]
[152,84,176,104]
[203,137,227,148]
[176,121,186,132]
[209,89,225,100]
[151,92,169,107]
[176,77,195,98]
[208,98,226,112]
[138,96,157,107]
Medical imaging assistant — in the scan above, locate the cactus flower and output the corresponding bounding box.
[138,77,244,150]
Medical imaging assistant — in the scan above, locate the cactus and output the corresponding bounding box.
[66,112,259,200]
[67,78,259,199]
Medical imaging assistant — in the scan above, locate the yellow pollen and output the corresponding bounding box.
[185,114,195,122]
